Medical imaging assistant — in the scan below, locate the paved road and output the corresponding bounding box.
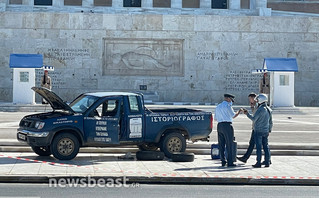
[0,105,319,144]
[0,183,319,198]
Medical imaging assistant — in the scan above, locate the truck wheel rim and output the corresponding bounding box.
[57,138,74,156]
[167,137,182,152]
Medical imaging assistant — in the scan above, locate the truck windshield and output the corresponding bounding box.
[69,95,99,113]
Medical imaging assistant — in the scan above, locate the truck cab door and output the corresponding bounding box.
[84,97,122,145]
[121,95,144,141]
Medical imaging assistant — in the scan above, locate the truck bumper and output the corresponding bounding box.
[17,129,51,147]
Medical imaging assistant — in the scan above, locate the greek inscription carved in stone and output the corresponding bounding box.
[225,70,261,91]
[103,39,184,76]
[43,48,90,66]
[196,51,238,61]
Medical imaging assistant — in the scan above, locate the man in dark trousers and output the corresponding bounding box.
[237,92,257,163]
[214,94,241,167]
[244,94,273,168]
[238,92,272,165]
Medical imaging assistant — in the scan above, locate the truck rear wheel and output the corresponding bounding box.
[51,133,80,160]
[32,146,51,156]
[160,132,186,158]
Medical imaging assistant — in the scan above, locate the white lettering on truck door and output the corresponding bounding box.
[129,118,142,138]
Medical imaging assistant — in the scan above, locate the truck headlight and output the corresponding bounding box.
[28,131,49,137]
[35,121,45,129]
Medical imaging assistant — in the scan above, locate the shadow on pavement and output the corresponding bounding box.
[174,163,251,172]
[1,155,126,166]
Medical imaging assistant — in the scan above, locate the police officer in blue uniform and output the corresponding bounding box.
[215,94,241,167]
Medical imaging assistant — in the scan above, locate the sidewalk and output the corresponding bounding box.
[1,152,319,185]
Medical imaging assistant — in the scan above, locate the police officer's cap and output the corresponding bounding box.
[224,93,235,102]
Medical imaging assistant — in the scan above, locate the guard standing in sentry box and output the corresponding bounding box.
[40,70,52,104]
[243,94,273,168]
[214,94,241,167]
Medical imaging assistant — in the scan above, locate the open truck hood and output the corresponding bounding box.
[32,87,75,113]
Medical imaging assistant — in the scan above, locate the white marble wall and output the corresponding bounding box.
[52,0,64,7]
[82,0,93,7]
[200,0,211,8]
[229,0,241,9]
[142,0,153,8]
[0,12,318,106]
[171,0,182,9]
[112,0,123,8]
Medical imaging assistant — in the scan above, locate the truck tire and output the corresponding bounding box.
[136,151,164,161]
[138,143,158,151]
[31,146,51,156]
[160,132,186,158]
[171,152,194,162]
[51,133,80,160]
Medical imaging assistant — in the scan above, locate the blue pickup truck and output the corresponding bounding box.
[17,87,213,160]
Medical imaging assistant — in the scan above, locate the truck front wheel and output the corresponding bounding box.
[51,133,80,160]
[160,132,186,158]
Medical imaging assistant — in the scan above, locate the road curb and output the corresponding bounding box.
[1,147,319,156]
[2,140,319,156]
[0,175,319,186]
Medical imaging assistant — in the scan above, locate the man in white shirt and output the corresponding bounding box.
[215,93,241,167]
